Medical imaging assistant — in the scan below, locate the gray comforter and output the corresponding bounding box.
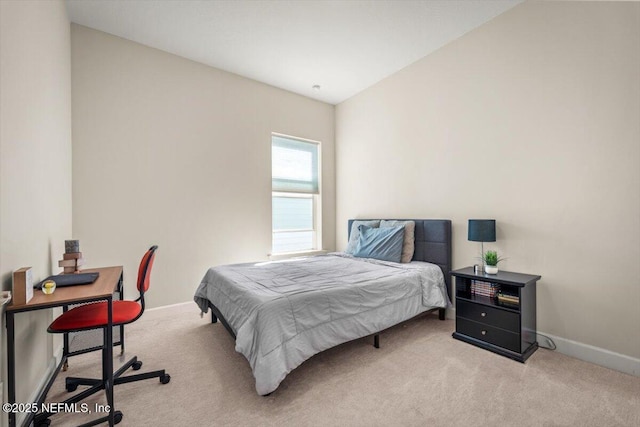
[193,253,449,395]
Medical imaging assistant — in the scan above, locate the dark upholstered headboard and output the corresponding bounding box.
[347,219,452,300]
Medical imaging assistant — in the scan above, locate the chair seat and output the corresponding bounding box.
[49,300,142,333]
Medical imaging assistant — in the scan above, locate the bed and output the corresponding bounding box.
[193,219,452,395]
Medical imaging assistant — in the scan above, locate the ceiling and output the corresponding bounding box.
[66,0,522,105]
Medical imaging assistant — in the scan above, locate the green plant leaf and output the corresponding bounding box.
[482,250,505,266]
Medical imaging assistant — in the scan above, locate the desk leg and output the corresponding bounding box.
[63,305,70,371]
[7,311,16,427]
[118,275,125,355]
[105,297,115,426]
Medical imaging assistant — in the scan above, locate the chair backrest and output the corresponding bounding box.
[137,245,158,295]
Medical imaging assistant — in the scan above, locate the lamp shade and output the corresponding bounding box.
[468,219,496,242]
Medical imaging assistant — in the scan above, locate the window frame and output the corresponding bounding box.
[271,133,322,255]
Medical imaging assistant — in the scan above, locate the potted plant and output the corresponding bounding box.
[483,250,505,274]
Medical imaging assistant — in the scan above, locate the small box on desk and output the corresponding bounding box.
[12,267,33,305]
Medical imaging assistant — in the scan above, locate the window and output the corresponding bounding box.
[272,134,321,253]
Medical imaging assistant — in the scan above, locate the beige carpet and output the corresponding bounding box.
[44,303,640,426]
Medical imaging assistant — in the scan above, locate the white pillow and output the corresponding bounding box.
[380,220,415,263]
[345,220,381,254]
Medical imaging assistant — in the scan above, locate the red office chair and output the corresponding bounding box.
[41,245,170,426]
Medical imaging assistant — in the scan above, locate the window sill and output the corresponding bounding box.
[268,250,328,261]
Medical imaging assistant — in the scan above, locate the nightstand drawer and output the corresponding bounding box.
[456,318,520,353]
[456,299,519,333]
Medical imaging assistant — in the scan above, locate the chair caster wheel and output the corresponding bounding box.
[114,410,123,424]
[160,374,171,384]
[66,383,78,392]
[132,361,143,370]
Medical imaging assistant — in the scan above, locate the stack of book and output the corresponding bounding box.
[471,280,498,298]
[59,239,84,274]
[497,291,519,308]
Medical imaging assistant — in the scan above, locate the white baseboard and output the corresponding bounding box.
[537,331,639,377]
[446,308,638,376]
[445,307,455,320]
[54,343,64,367]
[17,354,61,427]
[146,301,192,312]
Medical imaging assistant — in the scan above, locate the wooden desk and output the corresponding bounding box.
[6,266,123,427]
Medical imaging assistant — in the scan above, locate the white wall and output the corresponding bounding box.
[0,0,72,423]
[71,25,335,308]
[336,1,640,363]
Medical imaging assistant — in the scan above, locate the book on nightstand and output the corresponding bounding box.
[496,290,519,308]
[471,280,499,298]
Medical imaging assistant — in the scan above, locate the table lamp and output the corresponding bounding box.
[468,219,496,265]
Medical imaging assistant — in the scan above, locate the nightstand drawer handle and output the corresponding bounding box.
[481,312,486,317]
[481,330,487,336]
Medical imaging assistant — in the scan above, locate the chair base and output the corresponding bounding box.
[65,356,170,392]
[35,356,169,426]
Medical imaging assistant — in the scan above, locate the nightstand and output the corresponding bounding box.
[451,267,541,362]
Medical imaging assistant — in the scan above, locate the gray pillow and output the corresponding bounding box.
[345,220,381,254]
[380,220,415,263]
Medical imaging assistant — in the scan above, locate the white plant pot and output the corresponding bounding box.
[484,265,498,275]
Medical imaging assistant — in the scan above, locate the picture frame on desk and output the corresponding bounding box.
[12,267,33,305]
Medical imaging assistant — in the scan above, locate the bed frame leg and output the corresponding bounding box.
[211,313,218,323]
[438,308,445,321]
[373,334,379,349]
